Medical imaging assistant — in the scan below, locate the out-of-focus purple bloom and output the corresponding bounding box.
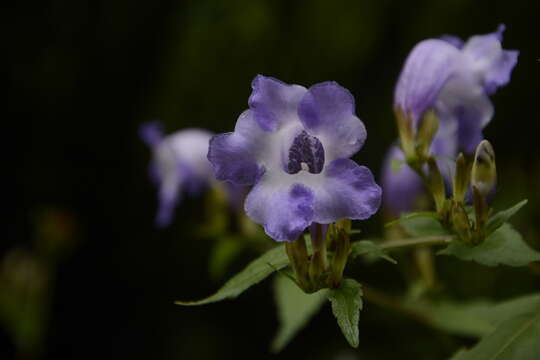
[383,25,517,215]
[140,122,215,227]
[394,24,518,153]
[208,75,382,242]
[381,146,424,215]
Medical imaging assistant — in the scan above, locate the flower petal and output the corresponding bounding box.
[440,34,464,49]
[156,176,181,227]
[435,76,494,153]
[298,81,366,160]
[208,110,266,185]
[167,129,214,180]
[245,181,314,242]
[312,159,381,223]
[139,121,163,147]
[248,75,307,131]
[381,146,423,215]
[394,39,460,123]
[462,24,518,95]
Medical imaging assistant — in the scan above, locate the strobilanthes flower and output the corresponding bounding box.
[383,25,518,215]
[208,75,382,242]
[140,122,215,227]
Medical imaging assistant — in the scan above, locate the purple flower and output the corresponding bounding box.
[383,25,518,215]
[208,75,382,242]
[395,24,518,153]
[140,122,215,227]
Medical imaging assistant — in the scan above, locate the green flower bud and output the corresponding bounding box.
[471,140,497,197]
[451,201,472,244]
[394,107,416,160]
[452,153,471,203]
[427,157,446,213]
[415,109,439,160]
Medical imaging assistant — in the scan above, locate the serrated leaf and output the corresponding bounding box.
[350,240,397,264]
[385,211,439,228]
[327,279,363,348]
[399,216,448,237]
[486,199,528,235]
[450,311,540,360]
[271,274,328,352]
[176,245,289,305]
[438,223,540,266]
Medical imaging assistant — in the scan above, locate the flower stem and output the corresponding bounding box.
[380,235,452,251]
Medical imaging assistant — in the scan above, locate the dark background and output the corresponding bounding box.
[4,0,540,359]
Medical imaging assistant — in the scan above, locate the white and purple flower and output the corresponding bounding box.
[140,122,215,227]
[208,75,382,242]
[383,25,518,214]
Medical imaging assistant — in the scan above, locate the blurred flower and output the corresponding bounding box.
[383,25,518,215]
[140,122,215,227]
[208,75,381,242]
[394,24,518,154]
[381,145,424,215]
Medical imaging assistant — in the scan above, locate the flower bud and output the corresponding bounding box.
[394,107,416,160]
[451,201,472,244]
[427,157,446,213]
[471,140,497,198]
[328,223,351,288]
[285,238,310,290]
[415,109,439,160]
[452,153,470,203]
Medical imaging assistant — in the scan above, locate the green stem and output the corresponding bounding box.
[380,235,452,251]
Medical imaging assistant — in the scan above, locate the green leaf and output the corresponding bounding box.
[350,240,397,264]
[413,294,540,339]
[271,274,328,352]
[481,294,540,328]
[424,300,495,337]
[438,223,540,266]
[486,199,528,235]
[449,349,469,360]
[449,311,540,360]
[385,211,439,228]
[397,216,448,237]
[176,245,289,305]
[327,279,363,348]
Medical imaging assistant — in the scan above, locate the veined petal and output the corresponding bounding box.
[208,110,266,185]
[462,24,518,95]
[381,146,423,215]
[245,181,314,242]
[248,75,307,131]
[298,81,366,161]
[312,159,381,223]
[394,39,460,124]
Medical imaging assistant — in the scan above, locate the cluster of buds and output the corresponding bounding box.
[396,109,498,245]
[451,141,497,244]
[285,220,352,293]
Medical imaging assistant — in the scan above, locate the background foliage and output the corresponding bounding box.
[5,0,540,359]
